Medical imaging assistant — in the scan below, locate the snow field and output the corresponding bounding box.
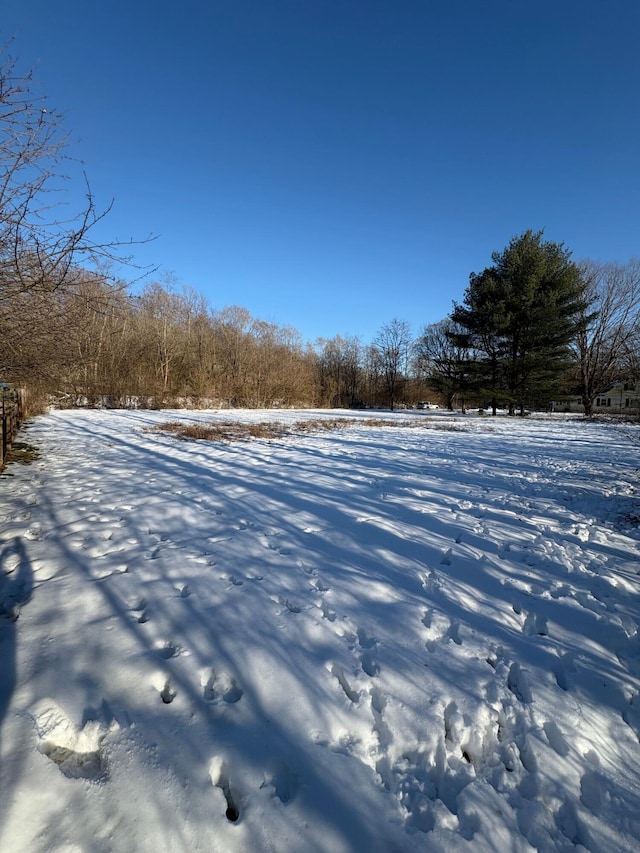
[0,408,639,852]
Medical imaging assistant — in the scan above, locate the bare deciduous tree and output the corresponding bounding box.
[414,319,472,410]
[315,335,363,408]
[373,319,413,410]
[0,46,151,386]
[574,259,640,416]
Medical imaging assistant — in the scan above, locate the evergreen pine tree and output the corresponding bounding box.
[452,231,587,414]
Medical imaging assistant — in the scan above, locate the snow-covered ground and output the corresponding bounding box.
[1,408,639,852]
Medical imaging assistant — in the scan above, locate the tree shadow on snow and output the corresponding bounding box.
[0,536,33,829]
[8,410,640,850]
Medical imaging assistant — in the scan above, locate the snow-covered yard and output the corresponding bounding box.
[1,408,639,852]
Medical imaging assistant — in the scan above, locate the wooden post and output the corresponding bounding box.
[1,388,25,469]
[1,390,5,468]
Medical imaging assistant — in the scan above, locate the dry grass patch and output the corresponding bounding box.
[151,418,370,442]
[152,421,289,442]
[1,440,41,474]
[151,416,466,444]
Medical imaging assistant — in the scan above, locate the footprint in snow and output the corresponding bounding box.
[446,621,462,645]
[261,760,299,804]
[330,663,359,703]
[507,662,532,703]
[155,641,180,659]
[31,698,107,780]
[128,597,148,623]
[210,757,240,822]
[440,549,453,566]
[356,627,376,649]
[543,720,570,757]
[273,595,301,614]
[311,577,330,593]
[553,652,576,691]
[421,566,443,595]
[580,769,607,815]
[160,679,176,704]
[356,627,379,675]
[24,523,43,541]
[522,612,548,636]
[360,651,379,677]
[423,612,459,652]
[320,600,336,622]
[202,669,243,704]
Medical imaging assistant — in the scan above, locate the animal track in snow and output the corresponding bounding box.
[201,668,243,704]
[507,662,532,703]
[128,597,148,623]
[553,651,576,691]
[357,627,380,675]
[155,641,180,660]
[330,663,359,703]
[31,699,107,781]
[261,760,299,803]
[522,612,548,636]
[446,621,462,645]
[160,679,176,704]
[210,757,240,821]
[91,563,129,581]
[421,608,433,630]
[202,669,217,702]
[24,523,43,541]
[272,595,301,614]
[258,532,291,555]
[311,577,330,593]
[422,611,461,652]
[443,700,500,770]
[543,721,570,757]
[360,651,379,677]
[550,582,572,600]
[580,769,608,815]
[357,627,376,649]
[370,687,392,750]
[419,570,440,596]
[443,701,466,750]
[320,600,336,621]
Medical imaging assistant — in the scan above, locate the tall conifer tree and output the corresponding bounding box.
[452,231,587,414]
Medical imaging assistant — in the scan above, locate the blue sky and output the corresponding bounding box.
[3,1,639,344]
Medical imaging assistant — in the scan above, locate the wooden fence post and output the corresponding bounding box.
[1,390,5,469]
[1,387,26,469]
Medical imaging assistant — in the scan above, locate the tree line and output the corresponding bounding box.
[2,48,639,415]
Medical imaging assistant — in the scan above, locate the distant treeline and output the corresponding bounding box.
[2,48,639,416]
[2,271,431,410]
[3,246,639,418]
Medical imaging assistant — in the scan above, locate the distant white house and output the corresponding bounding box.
[553,382,640,414]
